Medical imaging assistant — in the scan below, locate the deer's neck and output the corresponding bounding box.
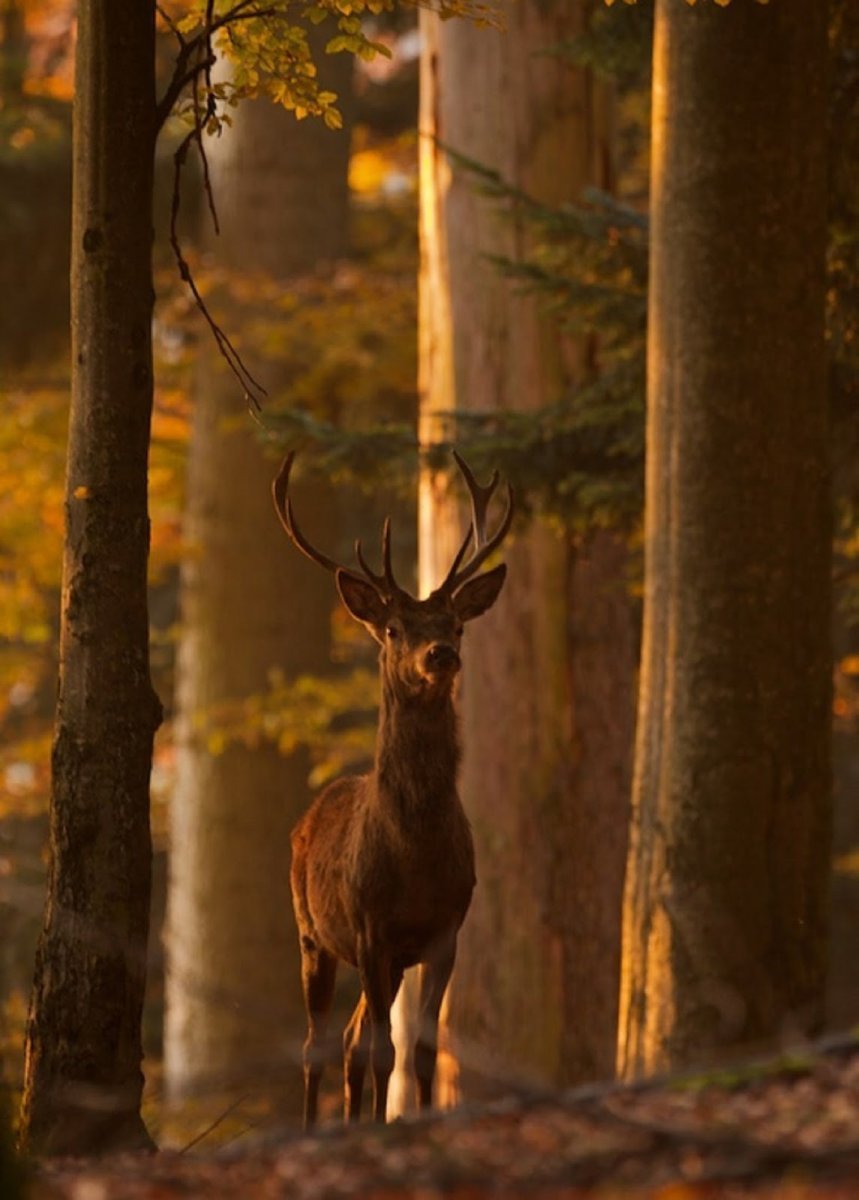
[373,680,460,817]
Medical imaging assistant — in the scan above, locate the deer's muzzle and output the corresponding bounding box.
[423,643,461,676]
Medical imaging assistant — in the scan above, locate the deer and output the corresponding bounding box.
[271,450,513,1128]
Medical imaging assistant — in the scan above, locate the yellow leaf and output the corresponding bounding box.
[73,486,90,500]
[207,731,226,756]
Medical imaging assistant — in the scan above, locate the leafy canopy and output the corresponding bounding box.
[159,0,496,132]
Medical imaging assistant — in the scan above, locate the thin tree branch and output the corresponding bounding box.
[156,35,199,134]
[169,125,268,408]
[191,58,220,236]
[178,1093,250,1154]
[157,0,303,405]
[154,2,280,134]
[204,0,216,104]
[155,2,185,45]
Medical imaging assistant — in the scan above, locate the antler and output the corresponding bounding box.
[435,450,514,596]
[272,453,407,600]
[354,518,404,598]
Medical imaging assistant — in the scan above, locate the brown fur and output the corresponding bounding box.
[272,453,511,1126]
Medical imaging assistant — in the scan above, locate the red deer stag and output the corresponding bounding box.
[272,451,513,1128]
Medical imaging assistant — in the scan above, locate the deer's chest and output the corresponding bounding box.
[353,812,475,955]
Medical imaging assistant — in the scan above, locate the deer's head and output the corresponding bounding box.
[272,452,513,698]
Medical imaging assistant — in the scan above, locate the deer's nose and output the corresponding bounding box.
[424,642,461,674]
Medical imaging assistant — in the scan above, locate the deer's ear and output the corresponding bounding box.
[336,570,387,636]
[452,563,507,622]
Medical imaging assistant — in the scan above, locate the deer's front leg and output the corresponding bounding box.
[415,930,457,1110]
[356,935,395,1122]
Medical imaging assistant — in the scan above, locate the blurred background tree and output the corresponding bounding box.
[406,0,636,1107]
[163,24,354,1123]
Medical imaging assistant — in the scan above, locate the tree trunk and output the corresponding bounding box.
[399,0,635,1107]
[0,0,27,101]
[164,54,352,1120]
[617,0,831,1080]
[20,0,160,1155]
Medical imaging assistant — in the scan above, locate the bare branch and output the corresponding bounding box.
[191,57,220,236]
[179,1093,250,1155]
[156,3,185,45]
[156,38,192,134]
[204,0,216,103]
[169,126,268,408]
[156,0,301,403]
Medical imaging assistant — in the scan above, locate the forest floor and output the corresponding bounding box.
[31,1034,859,1199]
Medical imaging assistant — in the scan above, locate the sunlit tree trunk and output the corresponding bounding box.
[164,55,352,1119]
[617,0,830,1080]
[20,0,160,1154]
[393,0,635,1110]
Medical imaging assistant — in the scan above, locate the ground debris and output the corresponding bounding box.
[31,1037,859,1199]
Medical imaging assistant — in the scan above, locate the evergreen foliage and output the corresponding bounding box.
[261,0,859,551]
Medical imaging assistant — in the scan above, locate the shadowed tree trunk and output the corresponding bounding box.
[392,0,636,1111]
[20,0,161,1155]
[164,46,353,1119]
[0,0,27,101]
[617,0,831,1080]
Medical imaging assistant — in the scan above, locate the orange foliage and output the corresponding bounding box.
[19,0,75,101]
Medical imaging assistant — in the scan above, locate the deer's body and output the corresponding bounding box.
[273,453,511,1127]
[292,699,475,976]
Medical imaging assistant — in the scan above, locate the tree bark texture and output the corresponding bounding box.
[617,0,831,1081]
[408,0,636,1103]
[20,0,160,1154]
[164,56,352,1117]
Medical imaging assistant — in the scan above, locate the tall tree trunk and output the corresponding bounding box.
[0,0,27,101]
[400,0,635,1107]
[164,53,352,1118]
[617,0,831,1080]
[20,0,160,1155]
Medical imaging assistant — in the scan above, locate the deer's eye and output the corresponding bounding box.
[385,625,399,640]
[454,623,464,638]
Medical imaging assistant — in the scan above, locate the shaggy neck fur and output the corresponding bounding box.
[373,674,460,818]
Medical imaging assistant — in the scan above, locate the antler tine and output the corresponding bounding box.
[452,449,499,545]
[436,451,514,596]
[441,524,474,588]
[354,517,405,599]
[355,537,385,591]
[272,453,348,576]
[381,517,396,593]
